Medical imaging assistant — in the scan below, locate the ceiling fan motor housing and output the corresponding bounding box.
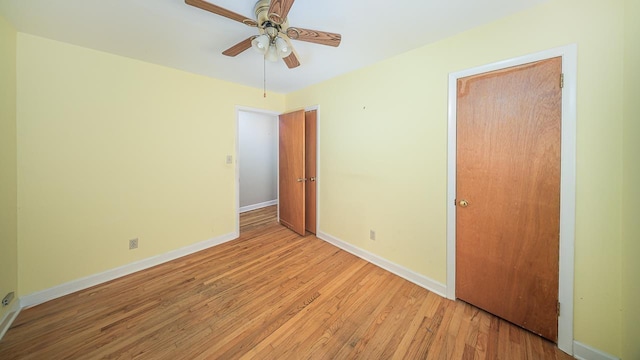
[254,0,289,36]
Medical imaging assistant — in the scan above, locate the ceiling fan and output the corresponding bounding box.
[185,0,342,69]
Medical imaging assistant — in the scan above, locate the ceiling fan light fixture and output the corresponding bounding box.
[266,44,279,62]
[187,0,341,70]
[251,34,270,54]
[275,36,292,57]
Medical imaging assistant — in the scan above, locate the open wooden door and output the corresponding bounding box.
[279,110,306,235]
[456,57,562,341]
[305,110,317,234]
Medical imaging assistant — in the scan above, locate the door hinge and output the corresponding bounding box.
[557,301,561,317]
[454,198,457,206]
[560,73,564,88]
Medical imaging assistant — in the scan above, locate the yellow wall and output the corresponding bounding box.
[16,34,285,295]
[622,0,640,358]
[0,15,18,320]
[287,0,625,355]
[6,0,633,356]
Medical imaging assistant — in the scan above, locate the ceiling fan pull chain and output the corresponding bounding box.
[263,56,267,98]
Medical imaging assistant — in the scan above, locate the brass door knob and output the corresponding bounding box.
[309,177,316,182]
[297,178,307,182]
[459,199,469,207]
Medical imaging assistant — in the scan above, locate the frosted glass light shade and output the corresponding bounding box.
[251,34,270,55]
[266,44,279,62]
[275,37,292,57]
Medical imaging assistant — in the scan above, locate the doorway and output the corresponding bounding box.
[456,57,561,341]
[446,45,577,355]
[236,107,280,235]
[238,110,278,213]
[235,107,319,237]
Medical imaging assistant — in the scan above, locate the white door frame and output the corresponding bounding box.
[445,44,577,355]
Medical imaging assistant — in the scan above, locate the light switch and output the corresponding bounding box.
[226,155,233,164]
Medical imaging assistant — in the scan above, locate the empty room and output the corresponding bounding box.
[0,0,638,359]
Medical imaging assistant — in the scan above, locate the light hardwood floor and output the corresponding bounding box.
[0,205,573,359]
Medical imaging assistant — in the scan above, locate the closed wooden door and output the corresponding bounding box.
[279,110,306,235]
[456,57,562,341]
[305,110,317,234]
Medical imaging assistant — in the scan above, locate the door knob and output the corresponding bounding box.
[297,178,307,182]
[459,199,469,207]
[309,177,316,182]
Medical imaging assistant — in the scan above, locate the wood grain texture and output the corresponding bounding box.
[282,52,300,69]
[286,27,341,47]
[268,0,296,24]
[222,37,255,57]
[305,110,317,234]
[279,110,305,235]
[0,207,573,359]
[456,57,562,342]
[240,205,279,232]
[185,0,256,26]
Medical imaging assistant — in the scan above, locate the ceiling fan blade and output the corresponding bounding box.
[185,0,257,27]
[286,27,341,47]
[268,0,296,24]
[222,37,255,57]
[283,52,300,69]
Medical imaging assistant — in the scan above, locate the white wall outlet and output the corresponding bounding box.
[370,230,376,241]
[129,238,138,250]
[2,292,14,307]
[226,155,233,164]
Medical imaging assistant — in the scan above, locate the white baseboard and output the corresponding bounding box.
[573,341,620,360]
[0,298,21,340]
[316,231,447,298]
[20,231,239,308]
[239,200,277,213]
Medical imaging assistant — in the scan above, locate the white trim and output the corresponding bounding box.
[235,106,280,117]
[239,199,278,213]
[0,299,21,340]
[20,232,238,308]
[446,44,577,355]
[557,44,578,356]
[317,231,447,298]
[573,341,620,360]
[235,108,240,235]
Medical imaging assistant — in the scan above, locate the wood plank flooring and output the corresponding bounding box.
[0,205,574,359]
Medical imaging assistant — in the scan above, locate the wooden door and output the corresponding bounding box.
[279,110,306,235]
[456,57,562,341]
[305,110,317,234]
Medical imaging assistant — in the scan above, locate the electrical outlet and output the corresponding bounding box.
[2,292,14,307]
[370,230,376,241]
[226,155,233,164]
[129,238,138,250]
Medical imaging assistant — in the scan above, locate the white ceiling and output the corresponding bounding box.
[0,0,547,93]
